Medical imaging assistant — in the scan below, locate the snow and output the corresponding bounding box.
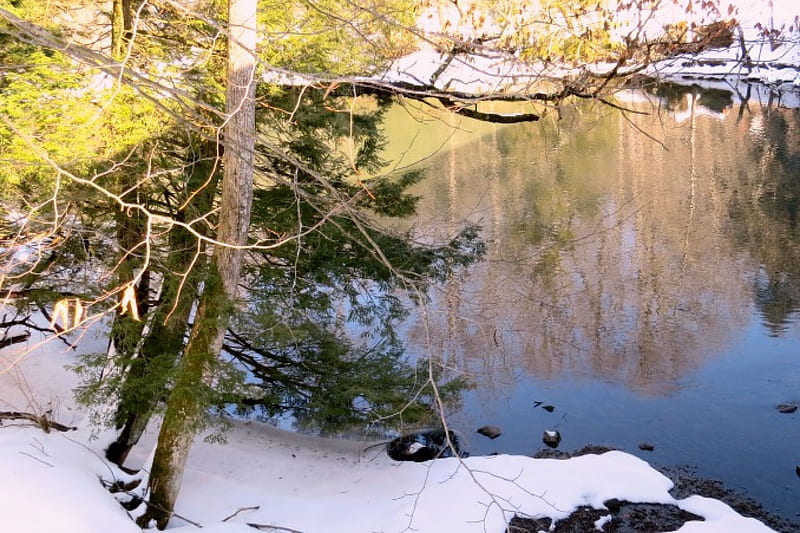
[388,0,800,99]
[0,329,781,532]
[0,427,140,533]
[0,422,780,533]
[595,513,613,530]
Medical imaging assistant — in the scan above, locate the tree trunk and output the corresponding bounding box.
[138,0,257,528]
[106,139,218,466]
[108,0,150,452]
[111,0,134,60]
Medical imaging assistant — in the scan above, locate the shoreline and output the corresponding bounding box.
[199,419,800,530]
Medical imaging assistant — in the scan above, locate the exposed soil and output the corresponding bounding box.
[507,447,800,533]
[507,503,702,533]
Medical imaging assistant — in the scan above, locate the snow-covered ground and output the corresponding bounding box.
[0,325,781,532]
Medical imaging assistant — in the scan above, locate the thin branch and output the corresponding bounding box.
[246,524,305,533]
[223,506,260,522]
[18,450,54,467]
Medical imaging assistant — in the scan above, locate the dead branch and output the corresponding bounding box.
[0,333,30,349]
[246,524,305,533]
[0,411,77,432]
[223,506,260,522]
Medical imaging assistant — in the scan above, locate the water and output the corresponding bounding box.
[383,87,800,520]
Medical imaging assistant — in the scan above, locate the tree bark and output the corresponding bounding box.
[111,0,134,60]
[138,0,257,528]
[106,139,218,466]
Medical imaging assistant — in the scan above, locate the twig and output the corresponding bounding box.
[19,450,54,467]
[223,506,260,522]
[246,524,305,533]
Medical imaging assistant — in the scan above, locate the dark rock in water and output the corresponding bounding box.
[542,430,561,448]
[638,442,655,451]
[534,445,616,459]
[505,514,551,532]
[533,449,571,459]
[776,403,798,414]
[604,498,623,513]
[533,444,614,459]
[796,465,800,478]
[542,404,555,412]
[477,425,502,439]
[386,429,468,462]
[508,501,703,533]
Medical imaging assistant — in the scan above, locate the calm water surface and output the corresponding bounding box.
[384,88,800,520]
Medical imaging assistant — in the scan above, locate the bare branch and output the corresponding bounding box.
[0,411,77,432]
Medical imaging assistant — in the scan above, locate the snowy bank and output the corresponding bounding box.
[0,299,785,533]
[0,418,779,533]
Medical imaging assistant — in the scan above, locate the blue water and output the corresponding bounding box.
[448,313,800,519]
[388,94,800,521]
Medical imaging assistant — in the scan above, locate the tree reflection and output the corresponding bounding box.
[735,106,800,334]
[395,91,800,394]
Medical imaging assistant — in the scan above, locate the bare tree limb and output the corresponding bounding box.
[0,411,77,432]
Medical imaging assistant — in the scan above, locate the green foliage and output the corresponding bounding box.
[228,295,468,432]
[259,0,418,74]
[421,0,627,64]
[216,87,483,431]
[510,0,624,63]
[2,2,484,441]
[0,46,90,186]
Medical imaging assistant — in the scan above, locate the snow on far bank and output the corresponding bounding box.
[416,0,799,42]
[387,0,800,99]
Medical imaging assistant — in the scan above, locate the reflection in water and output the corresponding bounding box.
[398,96,799,393]
[387,91,800,518]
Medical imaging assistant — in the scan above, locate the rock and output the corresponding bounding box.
[542,405,555,412]
[639,442,655,451]
[534,445,616,459]
[533,449,571,459]
[796,465,800,479]
[776,403,798,414]
[386,429,468,462]
[509,502,704,533]
[506,515,552,532]
[477,425,503,439]
[603,498,623,513]
[542,430,561,448]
